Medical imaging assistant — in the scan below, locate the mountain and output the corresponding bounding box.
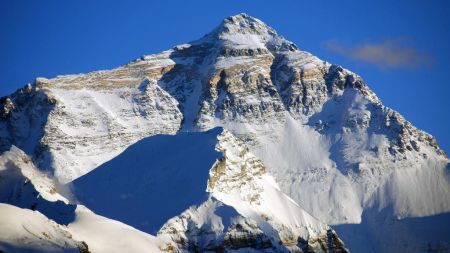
[1,13,449,253]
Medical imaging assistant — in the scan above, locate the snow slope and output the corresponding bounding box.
[0,203,87,253]
[68,205,163,253]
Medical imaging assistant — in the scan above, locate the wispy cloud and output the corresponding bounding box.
[323,39,431,69]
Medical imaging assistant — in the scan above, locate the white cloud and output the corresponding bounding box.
[324,39,431,68]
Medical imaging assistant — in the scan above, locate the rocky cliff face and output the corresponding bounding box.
[1,13,449,253]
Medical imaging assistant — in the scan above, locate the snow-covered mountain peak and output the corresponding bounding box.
[1,13,449,253]
[192,13,297,54]
[209,13,277,38]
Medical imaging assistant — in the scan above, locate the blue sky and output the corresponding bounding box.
[0,0,449,152]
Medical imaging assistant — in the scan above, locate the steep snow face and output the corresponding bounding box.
[0,203,87,253]
[247,116,363,225]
